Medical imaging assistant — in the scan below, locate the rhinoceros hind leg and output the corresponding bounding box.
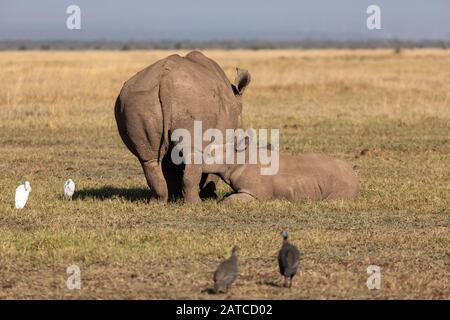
[220,192,256,203]
[141,160,168,202]
[183,164,202,204]
[182,164,203,204]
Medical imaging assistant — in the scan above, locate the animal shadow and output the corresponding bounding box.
[74,186,151,202]
[201,288,217,295]
[260,280,283,288]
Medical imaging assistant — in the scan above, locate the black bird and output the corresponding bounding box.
[278,231,301,288]
[213,246,238,293]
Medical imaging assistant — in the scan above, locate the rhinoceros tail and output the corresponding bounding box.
[158,71,172,162]
[158,55,185,162]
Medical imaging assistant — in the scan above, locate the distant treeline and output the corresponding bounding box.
[1,39,449,50]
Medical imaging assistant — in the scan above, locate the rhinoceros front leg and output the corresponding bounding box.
[141,159,168,202]
[183,164,203,204]
[220,192,256,203]
[199,174,218,199]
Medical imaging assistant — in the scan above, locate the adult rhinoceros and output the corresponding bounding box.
[114,51,251,204]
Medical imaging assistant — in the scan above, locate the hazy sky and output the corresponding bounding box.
[1,0,450,41]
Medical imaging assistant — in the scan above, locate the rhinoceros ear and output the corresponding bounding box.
[233,68,251,96]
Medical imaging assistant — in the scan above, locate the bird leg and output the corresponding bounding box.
[283,277,288,287]
[289,277,293,288]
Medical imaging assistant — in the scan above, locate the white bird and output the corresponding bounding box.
[15,181,31,209]
[64,179,75,200]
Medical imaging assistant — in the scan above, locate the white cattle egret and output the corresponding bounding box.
[15,181,31,209]
[64,179,75,200]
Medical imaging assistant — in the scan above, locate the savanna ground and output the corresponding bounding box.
[0,49,449,299]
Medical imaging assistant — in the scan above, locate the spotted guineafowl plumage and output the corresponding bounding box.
[213,246,238,293]
[278,231,300,288]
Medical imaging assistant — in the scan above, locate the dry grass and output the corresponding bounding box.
[0,49,449,299]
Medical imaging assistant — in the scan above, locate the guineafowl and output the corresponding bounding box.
[213,246,238,293]
[278,231,300,288]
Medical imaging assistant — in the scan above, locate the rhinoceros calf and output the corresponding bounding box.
[218,152,359,203]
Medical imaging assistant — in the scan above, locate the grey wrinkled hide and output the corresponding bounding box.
[115,51,251,203]
[218,152,359,203]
